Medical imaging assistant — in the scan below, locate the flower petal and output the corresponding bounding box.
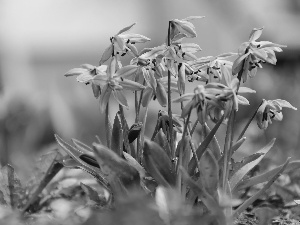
[142,86,153,107]
[112,89,128,108]
[114,65,139,79]
[118,78,145,91]
[238,86,256,94]
[156,82,168,107]
[99,45,113,65]
[118,33,150,43]
[273,99,297,110]
[237,95,249,105]
[92,75,108,87]
[64,68,87,77]
[76,71,94,83]
[232,52,250,75]
[172,93,194,103]
[116,23,136,35]
[99,84,112,113]
[249,27,264,42]
[172,19,197,38]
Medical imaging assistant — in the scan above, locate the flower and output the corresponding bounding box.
[99,23,150,65]
[256,99,297,129]
[65,57,145,112]
[64,64,107,98]
[173,84,226,124]
[187,52,236,84]
[232,27,286,82]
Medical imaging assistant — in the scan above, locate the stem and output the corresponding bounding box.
[167,21,175,158]
[237,100,263,141]
[190,119,199,137]
[135,91,139,123]
[105,102,112,148]
[139,105,149,163]
[136,80,146,123]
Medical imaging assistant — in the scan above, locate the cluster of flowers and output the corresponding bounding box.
[65,17,296,130]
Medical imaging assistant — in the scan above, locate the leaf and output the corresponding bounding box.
[199,149,219,198]
[180,167,223,217]
[188,116,224,175]
[80,182,105,205]
[233,158,290,217]
[123,152,146,179]
[203,123,221,160]
[72,138,93,153]
[111,112,123,156]
[154,129,172,159]
[143,139,175,186]
[230,153,264,180]
[0,165,24,209]
[235,159,300,191]
[93,143,140,189]
[229,138,276,191]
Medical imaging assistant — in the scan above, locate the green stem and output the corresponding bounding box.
[237,100,263,141]
[167,21,175,158]
[140,105,149,163]
[105,102,112,149]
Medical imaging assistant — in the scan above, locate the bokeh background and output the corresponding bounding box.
[1,0,300,177]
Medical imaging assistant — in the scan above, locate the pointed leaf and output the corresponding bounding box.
[230,138,276,191]
[233,158,290,217]
[199,149,219,198]
[93,143,140,188]
[154,129,172,159]
[123,152,146,178]
[111,112,123,156]
[188,116,224,175]
[143,139,175,186]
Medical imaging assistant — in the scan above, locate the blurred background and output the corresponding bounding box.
[1,0,300,176]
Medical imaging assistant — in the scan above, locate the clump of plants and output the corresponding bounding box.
[0,16,299,225]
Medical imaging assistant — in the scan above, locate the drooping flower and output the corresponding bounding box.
[99,23,150,65]
[187,52,236,84]
[256,99,297,129]
[65,57,145,112]
[232,27,286,82]
[173,84,227,124]
[64,64,107,98]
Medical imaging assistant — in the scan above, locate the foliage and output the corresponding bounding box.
[0,16,299,225]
